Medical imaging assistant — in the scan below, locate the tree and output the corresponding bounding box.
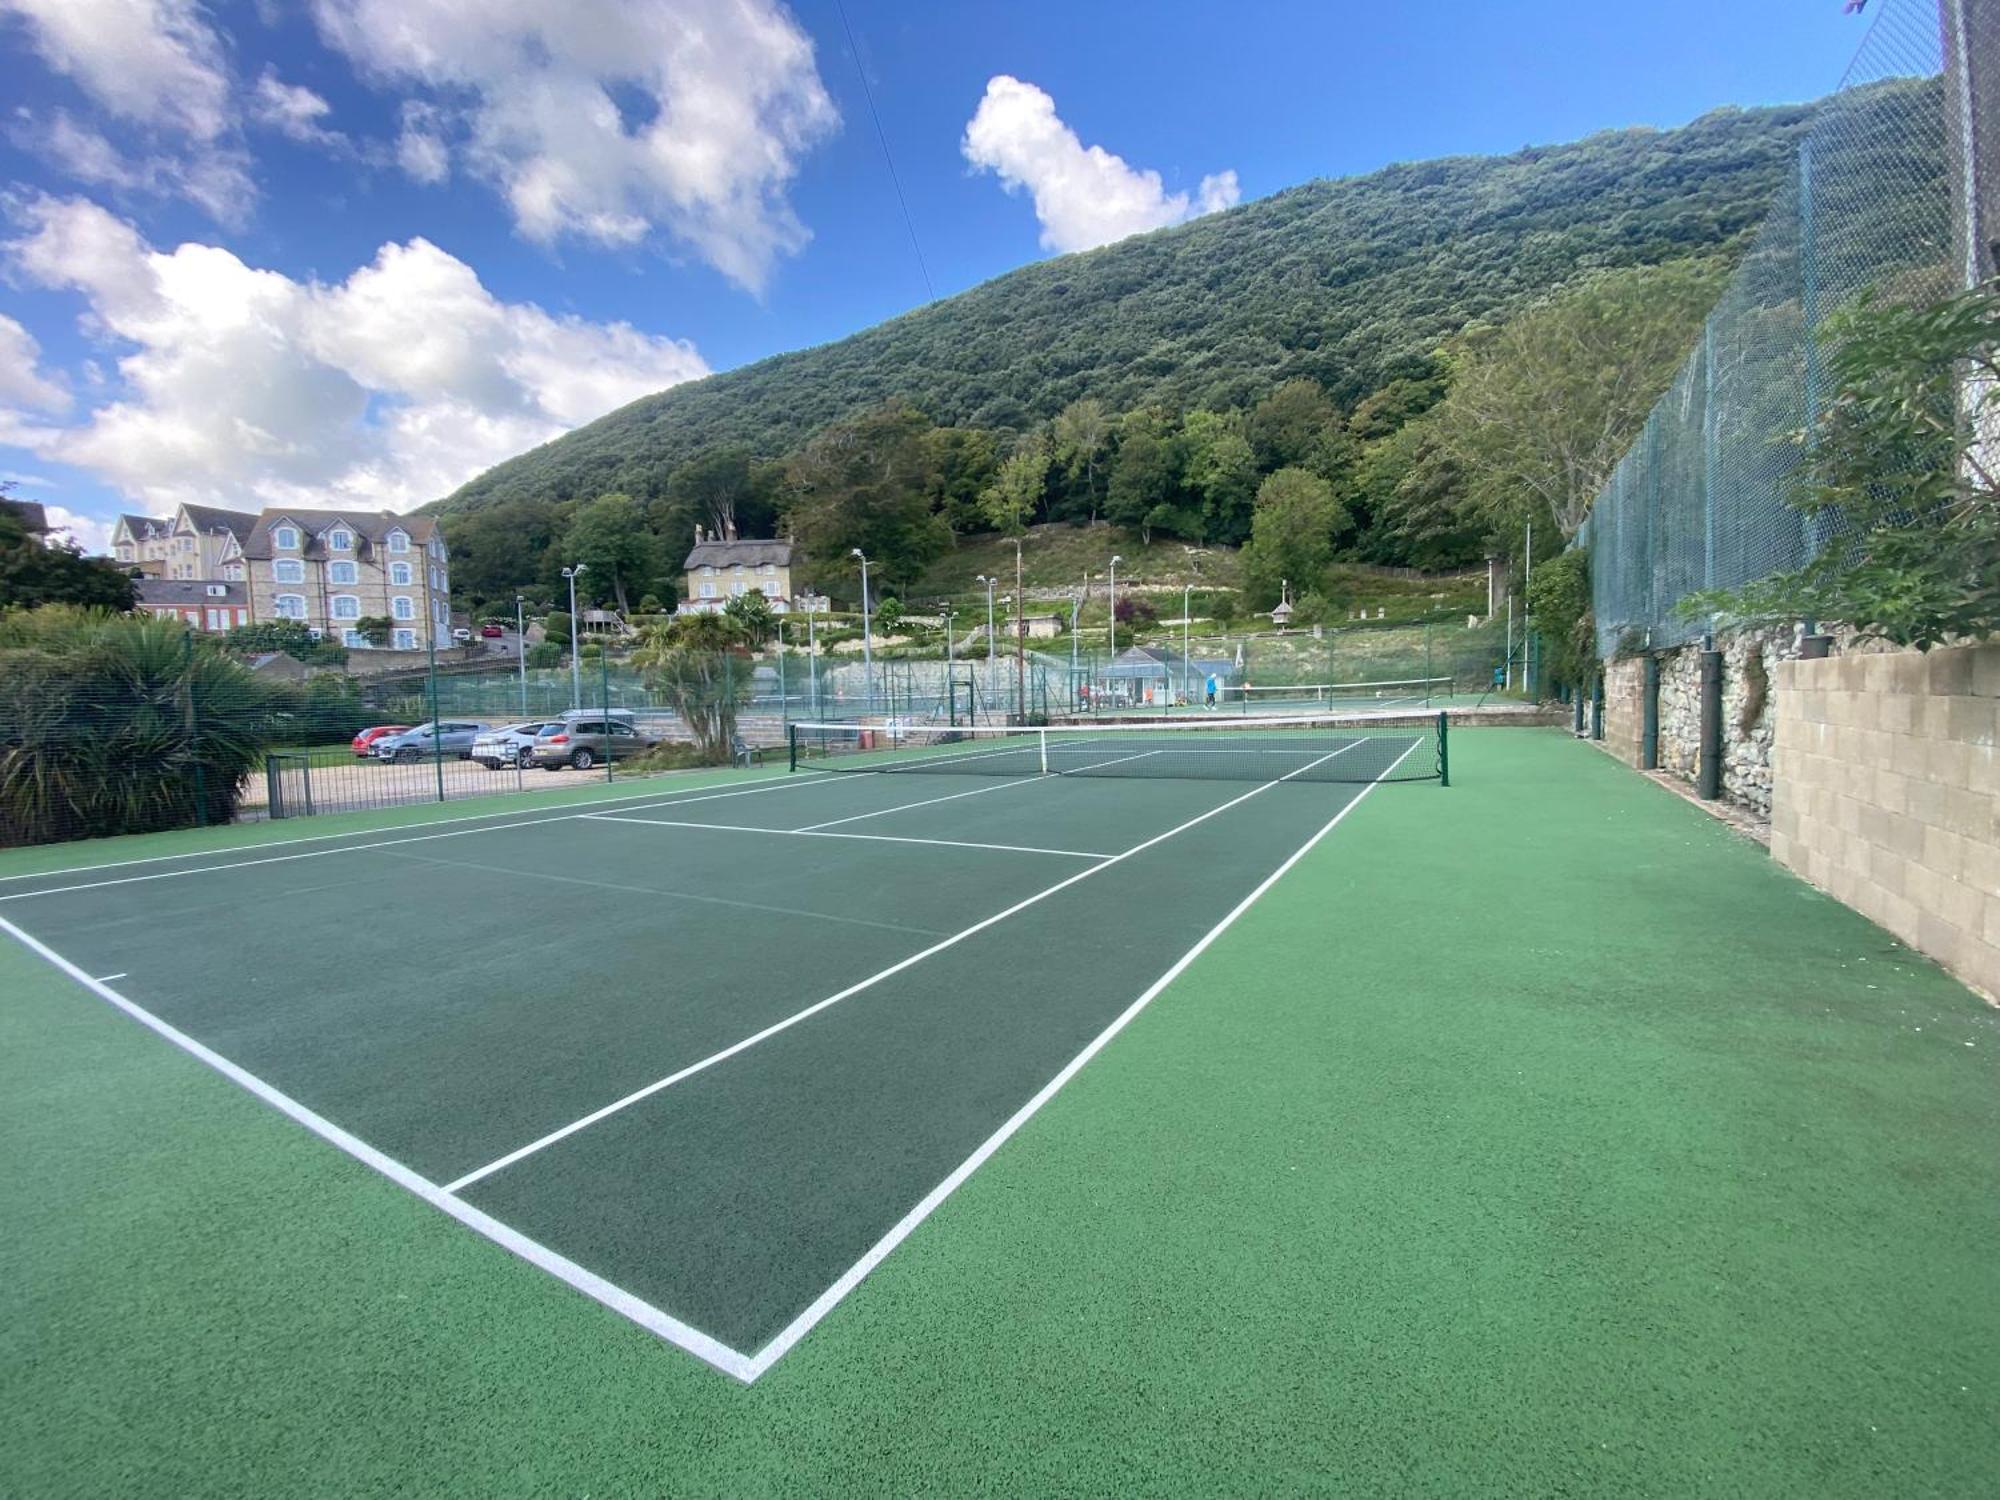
[1052,398,1111,522]
[1691,283,2000,649]
[782,401,952,594]
[1106,409,1194,544]
[721,588,777,644]
[1353,417,1486,569]
[560,493,656,615]
[1527,548,1596,689]
[664,446,765,541]
[1243,467,1350,606]
[923,426,1002,536]
[543,611,573,650]
[0,502,137,612]
[1434,258,1729,540]
[1247,379,1342,471]
[220,619,347,665]
[1181,409,1260,545]
[981,432,1052,536]
[873,596,906,636]
[354,616,393,648]
[0,607,284,844]
[631,613,756,764]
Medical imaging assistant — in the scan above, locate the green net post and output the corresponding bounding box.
[787,722,800,773]
[1437,711,1449,788]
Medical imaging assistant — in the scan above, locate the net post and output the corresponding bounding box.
[1436,711,1449,788]
[1038,726,1049,774]
[788,723,799,773]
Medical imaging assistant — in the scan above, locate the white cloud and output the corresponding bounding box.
[395,102,449,184]
[0,0,232,140]
[961,76,1242,254]
[310,0,839,290]
[42,504,112,552]
[248,68,344,148]
[0,313,72,412]
[4,197,710,512]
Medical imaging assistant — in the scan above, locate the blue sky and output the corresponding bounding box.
[0,0,1880,547]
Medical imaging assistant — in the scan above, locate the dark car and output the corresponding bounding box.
[530,717,659,771]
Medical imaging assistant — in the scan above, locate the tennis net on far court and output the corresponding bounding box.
[787,711,1448,785]
[1218,677,1454,709]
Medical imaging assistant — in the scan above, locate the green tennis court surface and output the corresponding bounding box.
[5,729,1997,1495]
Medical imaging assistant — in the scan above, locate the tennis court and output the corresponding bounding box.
[0,713,1442,1379]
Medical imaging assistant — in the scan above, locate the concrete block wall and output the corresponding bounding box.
[1770,642,2000,1002]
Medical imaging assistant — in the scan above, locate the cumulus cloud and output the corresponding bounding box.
[42,504,113,552]
[395,102,450,184]
[0,314,72,412]
[961,76,1242,254]
[248,68,344,148]
[0,0,232,140]
[4,197,710,512]
[309,0,839,290]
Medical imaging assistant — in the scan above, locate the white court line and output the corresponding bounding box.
[94,972,127,982]
[0,774,841,905]
[444,738,1367,1195]
[738,735,1423,1380]
[584,814,1108,860]
[387,850,945,938]
[795,775,1045,831]
[0,770,809,885]
[0,911,760,1383]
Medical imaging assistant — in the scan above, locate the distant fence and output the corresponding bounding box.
[1581,0,1959,657]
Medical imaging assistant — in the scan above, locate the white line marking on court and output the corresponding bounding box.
[0,911,761,1383]
[0,774,843,905]
[386,850,946,937]
[583,814,1109,860]
[794,775,1046,831]
[0,772,812,885]
[445,739,1368,1196]
[738,735,1423,1380]
[93,972,127,982]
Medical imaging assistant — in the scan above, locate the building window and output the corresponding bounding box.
[730,582,746,596]
[274,525,300,550]
[761,563,775,574]
[328,560,358,584]
[699,582,716,598]
[343,629,367,647]
[328,528,353,551]
[393,628,417,649]
[206,609,227,631]
[330,594,360,620]
[274,594,307,620]
[701,565,716,576]
[224,563,243,580]
[273,559,304,584]
[386,530,407,552]
[392,595,414,620]
[116,544,134,561]
[389,561,412,585]
[205,584,225,597]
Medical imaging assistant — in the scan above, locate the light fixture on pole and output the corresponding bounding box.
[850,547,873,709]
[1069,587,1082,709]
[1183,582,1194,706]
[561,564,587,711]
[976,574,996,700]
[1008,536,1026,722]
[1107,554,1123,666]
[514,593,528,717]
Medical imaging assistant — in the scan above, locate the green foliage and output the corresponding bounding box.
[783,401,953,593]
[1207,589,1241,627]
[525,640,563,669]
[0,503,137,612]
[0,608,283,845]
[1689,283,2000,650]
[440,100,1821,521]
[543,611,573,649]
[631,613,756,763]
[1526,548,1596,688]
[873,596,905,635]
[561,493,655,614]
[220,619,348,666]
[721,588,777,644]
[354,615,393,648]
[637,593,664,614]
[981,433,1053,537]
[1290,590,1333,629]
[1244,468,1350,606]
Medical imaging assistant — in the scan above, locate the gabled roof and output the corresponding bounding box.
[684,538,794,570]
[177,503,258,544]
[243,509,439,560]
[114,512,175,542]
[135,578,248,607]
[1,497,48,533]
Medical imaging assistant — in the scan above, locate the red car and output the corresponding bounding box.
[352,725,412,758]
[480,623,504,638]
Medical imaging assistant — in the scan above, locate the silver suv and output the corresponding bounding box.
[530,717,659,771]
[372,720,489,762]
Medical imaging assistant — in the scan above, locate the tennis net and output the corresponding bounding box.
[788,711,1447,785]
[1217,677,1454,709]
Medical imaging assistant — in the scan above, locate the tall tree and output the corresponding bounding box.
[1052,398,1112,523]
[1433,257,1728,539]
[0,504,137,612]
[923,425,1002,535]
[1247,378,1342,471]
[560,492,657,615]
[1242,467,1351,606]
[1106,408,1193,544]
[1180,409,1259,545]
[781,401,952,595]
[981,431,1052,536]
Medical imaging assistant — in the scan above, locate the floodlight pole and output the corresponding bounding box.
[1183,583,1193,706]
[851,548,873,710]
[1108,553,1122,666]
[1069,588,1082,709]
[562,564,587,711]
[1010,536,1026,722]
[514,593,527,716]
[977,574,996,702]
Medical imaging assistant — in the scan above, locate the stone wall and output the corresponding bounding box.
[1597,630,1797,818]
[1770,642,2000,1002]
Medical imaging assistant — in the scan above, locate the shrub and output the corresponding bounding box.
[525,641,564,670]
[1114,595,1157,625]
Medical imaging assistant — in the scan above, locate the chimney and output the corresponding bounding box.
[694,524,704,544]
[724,519,737,542]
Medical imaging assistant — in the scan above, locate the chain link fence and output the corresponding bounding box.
[1583,1,1956,657]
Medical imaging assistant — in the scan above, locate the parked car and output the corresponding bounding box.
[351,725,411,758]
[530,717,659,771]
[451,627,473,642]
[372,720,489,762]
[470,721,561,769]
[480,623,504,638]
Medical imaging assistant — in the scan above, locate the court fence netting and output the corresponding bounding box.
[787,710,1450,786]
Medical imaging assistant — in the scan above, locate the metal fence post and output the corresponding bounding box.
[1641,654,1661,770]
[1697,650,1723,799]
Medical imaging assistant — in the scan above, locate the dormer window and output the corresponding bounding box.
[328,528,353,551]
[205,584,226,597]
[274,525,300,551]
[387,530,409,553]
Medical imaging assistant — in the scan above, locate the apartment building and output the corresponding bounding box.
[241,510,451,650]
[110,504,256,581]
